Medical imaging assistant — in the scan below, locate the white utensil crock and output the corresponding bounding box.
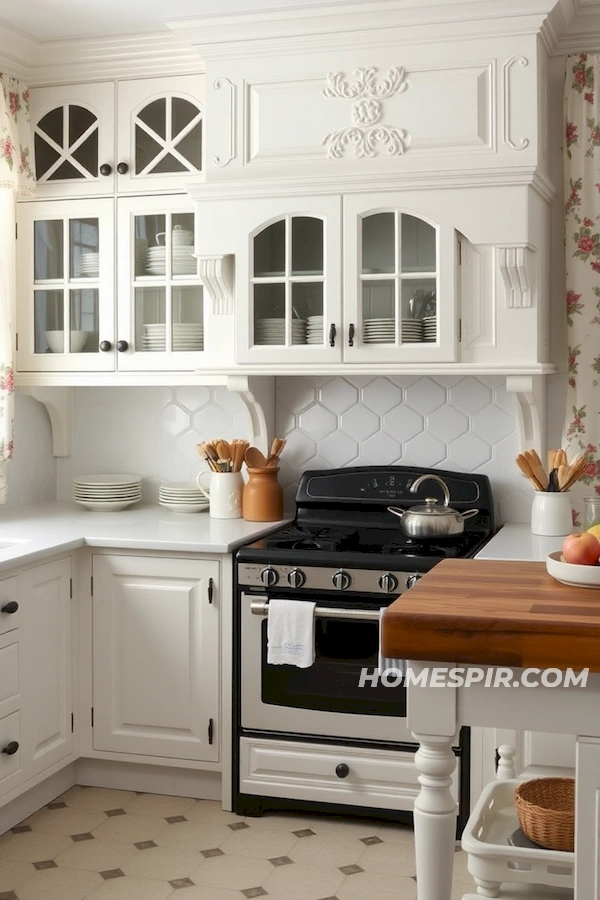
[531,491,572,536]
[196,471,243,519]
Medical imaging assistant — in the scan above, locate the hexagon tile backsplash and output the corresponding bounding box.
[275,375,532,525]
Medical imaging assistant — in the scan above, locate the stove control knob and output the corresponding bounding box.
[288,568,306,589]
[260,567,279,587]
[378,572,398,594]
[406,573,422,590]
[332,570,351,591]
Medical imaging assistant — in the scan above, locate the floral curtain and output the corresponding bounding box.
[0,75,35,503]
[564,54,600,526]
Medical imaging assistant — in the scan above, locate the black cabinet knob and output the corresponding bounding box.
[116,162,129,175]
[99,163,112,176]
[335,763,350,779]
[2,741,18,755]
[348,323,355,347]
[0,601,18,614]
[99,340,112,352]
[329,323,337,347]
[116,340,129,352]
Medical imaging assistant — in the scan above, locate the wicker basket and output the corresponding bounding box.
[514,777,575,852]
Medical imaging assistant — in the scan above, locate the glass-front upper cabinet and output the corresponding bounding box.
[116,195,205,371]
[237,196,342,364]
[17,199,115,372]
[30,75,204,198]
[344,195,456,363]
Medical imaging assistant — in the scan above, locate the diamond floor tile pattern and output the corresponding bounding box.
[0,787,476,899]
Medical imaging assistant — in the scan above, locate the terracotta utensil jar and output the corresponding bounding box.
[243,467,283,522]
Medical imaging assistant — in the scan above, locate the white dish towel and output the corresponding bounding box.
[378,607,406,679]
[267,598,316,668]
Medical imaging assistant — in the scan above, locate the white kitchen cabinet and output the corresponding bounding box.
[91,554,220,763]
[30,75,204,198]
[16,194,217,373]
[19,558,73,778]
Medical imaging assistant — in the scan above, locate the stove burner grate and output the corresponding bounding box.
[263,525,357,552]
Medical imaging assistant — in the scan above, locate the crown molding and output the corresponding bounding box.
[553,0,600,50]
[166,0,577,59]
[187,166,555,201]
[0,24,204,86]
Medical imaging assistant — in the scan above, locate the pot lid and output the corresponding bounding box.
[409,498,460,517]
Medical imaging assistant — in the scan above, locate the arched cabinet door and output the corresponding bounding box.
[343,192,457,364]
[30,83,115,198]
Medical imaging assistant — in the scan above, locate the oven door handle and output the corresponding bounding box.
[250,599,381,622]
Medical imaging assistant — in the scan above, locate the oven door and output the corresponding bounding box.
[240,591,414,745]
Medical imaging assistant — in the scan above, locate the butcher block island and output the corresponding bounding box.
[382,558,600,671]
[381,558,600,900]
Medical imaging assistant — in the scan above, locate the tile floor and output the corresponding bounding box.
[0,787,477,900]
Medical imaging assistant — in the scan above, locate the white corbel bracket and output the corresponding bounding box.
[498,245,533,308]
[20,386,73,457]
[505,374,545,457]
[197,255,234,315]
[226,375,275,456]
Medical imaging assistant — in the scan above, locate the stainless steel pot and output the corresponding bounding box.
[387,474,478,538]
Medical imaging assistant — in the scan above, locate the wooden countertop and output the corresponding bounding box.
[382,558,600,671]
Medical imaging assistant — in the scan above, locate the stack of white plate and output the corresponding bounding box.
[401,319,424,343]
[423,316,436,342]
[146,246,196,276]
[142,323,204,352]
[306,315,323,345]
[254,318,307,345]
[135,238,148,275]
[72,474,142,511]
[77,252,99,278]
[159,482,209,514]
[363,317,396,343]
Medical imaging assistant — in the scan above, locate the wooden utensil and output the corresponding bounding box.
[523,449,548,491]
[245,446,267,468]
[515,454,545,491]
[266,437,286,467]
[197,442,220,473]
[216,440,232,471]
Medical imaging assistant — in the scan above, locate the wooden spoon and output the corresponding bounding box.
[216,440,231,471]
[245,446,267,469]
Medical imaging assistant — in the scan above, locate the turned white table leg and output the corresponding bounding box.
[413,733,457,900]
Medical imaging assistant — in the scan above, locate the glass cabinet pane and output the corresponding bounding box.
[362,213,395,274]
[35,104,99,183]
[32,216,100,354]
[359,211,438,347]
[252,215,325,348]
[134,96,202,176]
[401,215,436,273]
[132,208,203,354]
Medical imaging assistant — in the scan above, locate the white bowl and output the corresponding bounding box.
[546,551,600,588]
[45,330,90,353]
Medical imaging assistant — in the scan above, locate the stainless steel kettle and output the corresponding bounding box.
[387,474,478,538]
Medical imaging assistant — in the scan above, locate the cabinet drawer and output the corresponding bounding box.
[240,736,458,811]
[0,711,21,788]
[0,577,19,635]
[0,637,19,713]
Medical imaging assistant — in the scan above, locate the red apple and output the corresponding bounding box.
[562,531,600,565]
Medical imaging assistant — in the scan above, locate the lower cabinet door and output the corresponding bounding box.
[0,711,22,794]
[92,554,220,762]
[20,557,73,778]
[239,736,459,811]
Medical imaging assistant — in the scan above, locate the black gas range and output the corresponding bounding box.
[233,465,495,831]
[237,464,495,594]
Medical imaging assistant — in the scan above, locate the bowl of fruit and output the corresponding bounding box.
[546,525,600,587]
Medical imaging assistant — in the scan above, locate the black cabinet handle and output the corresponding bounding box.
[335,763,349,779]
[329,323,336,347]
[116,162,129,175]
[2,741,18,756]
[208,577,214,604]
[208,718,214,745]
[1,601,18,614]
[348,323,355,347]
[99,163,112,176]
[99,340,112,352]
[116,340,129,352]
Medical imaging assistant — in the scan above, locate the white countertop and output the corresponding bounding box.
[0,502,290,571]
[475,523,564,561]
